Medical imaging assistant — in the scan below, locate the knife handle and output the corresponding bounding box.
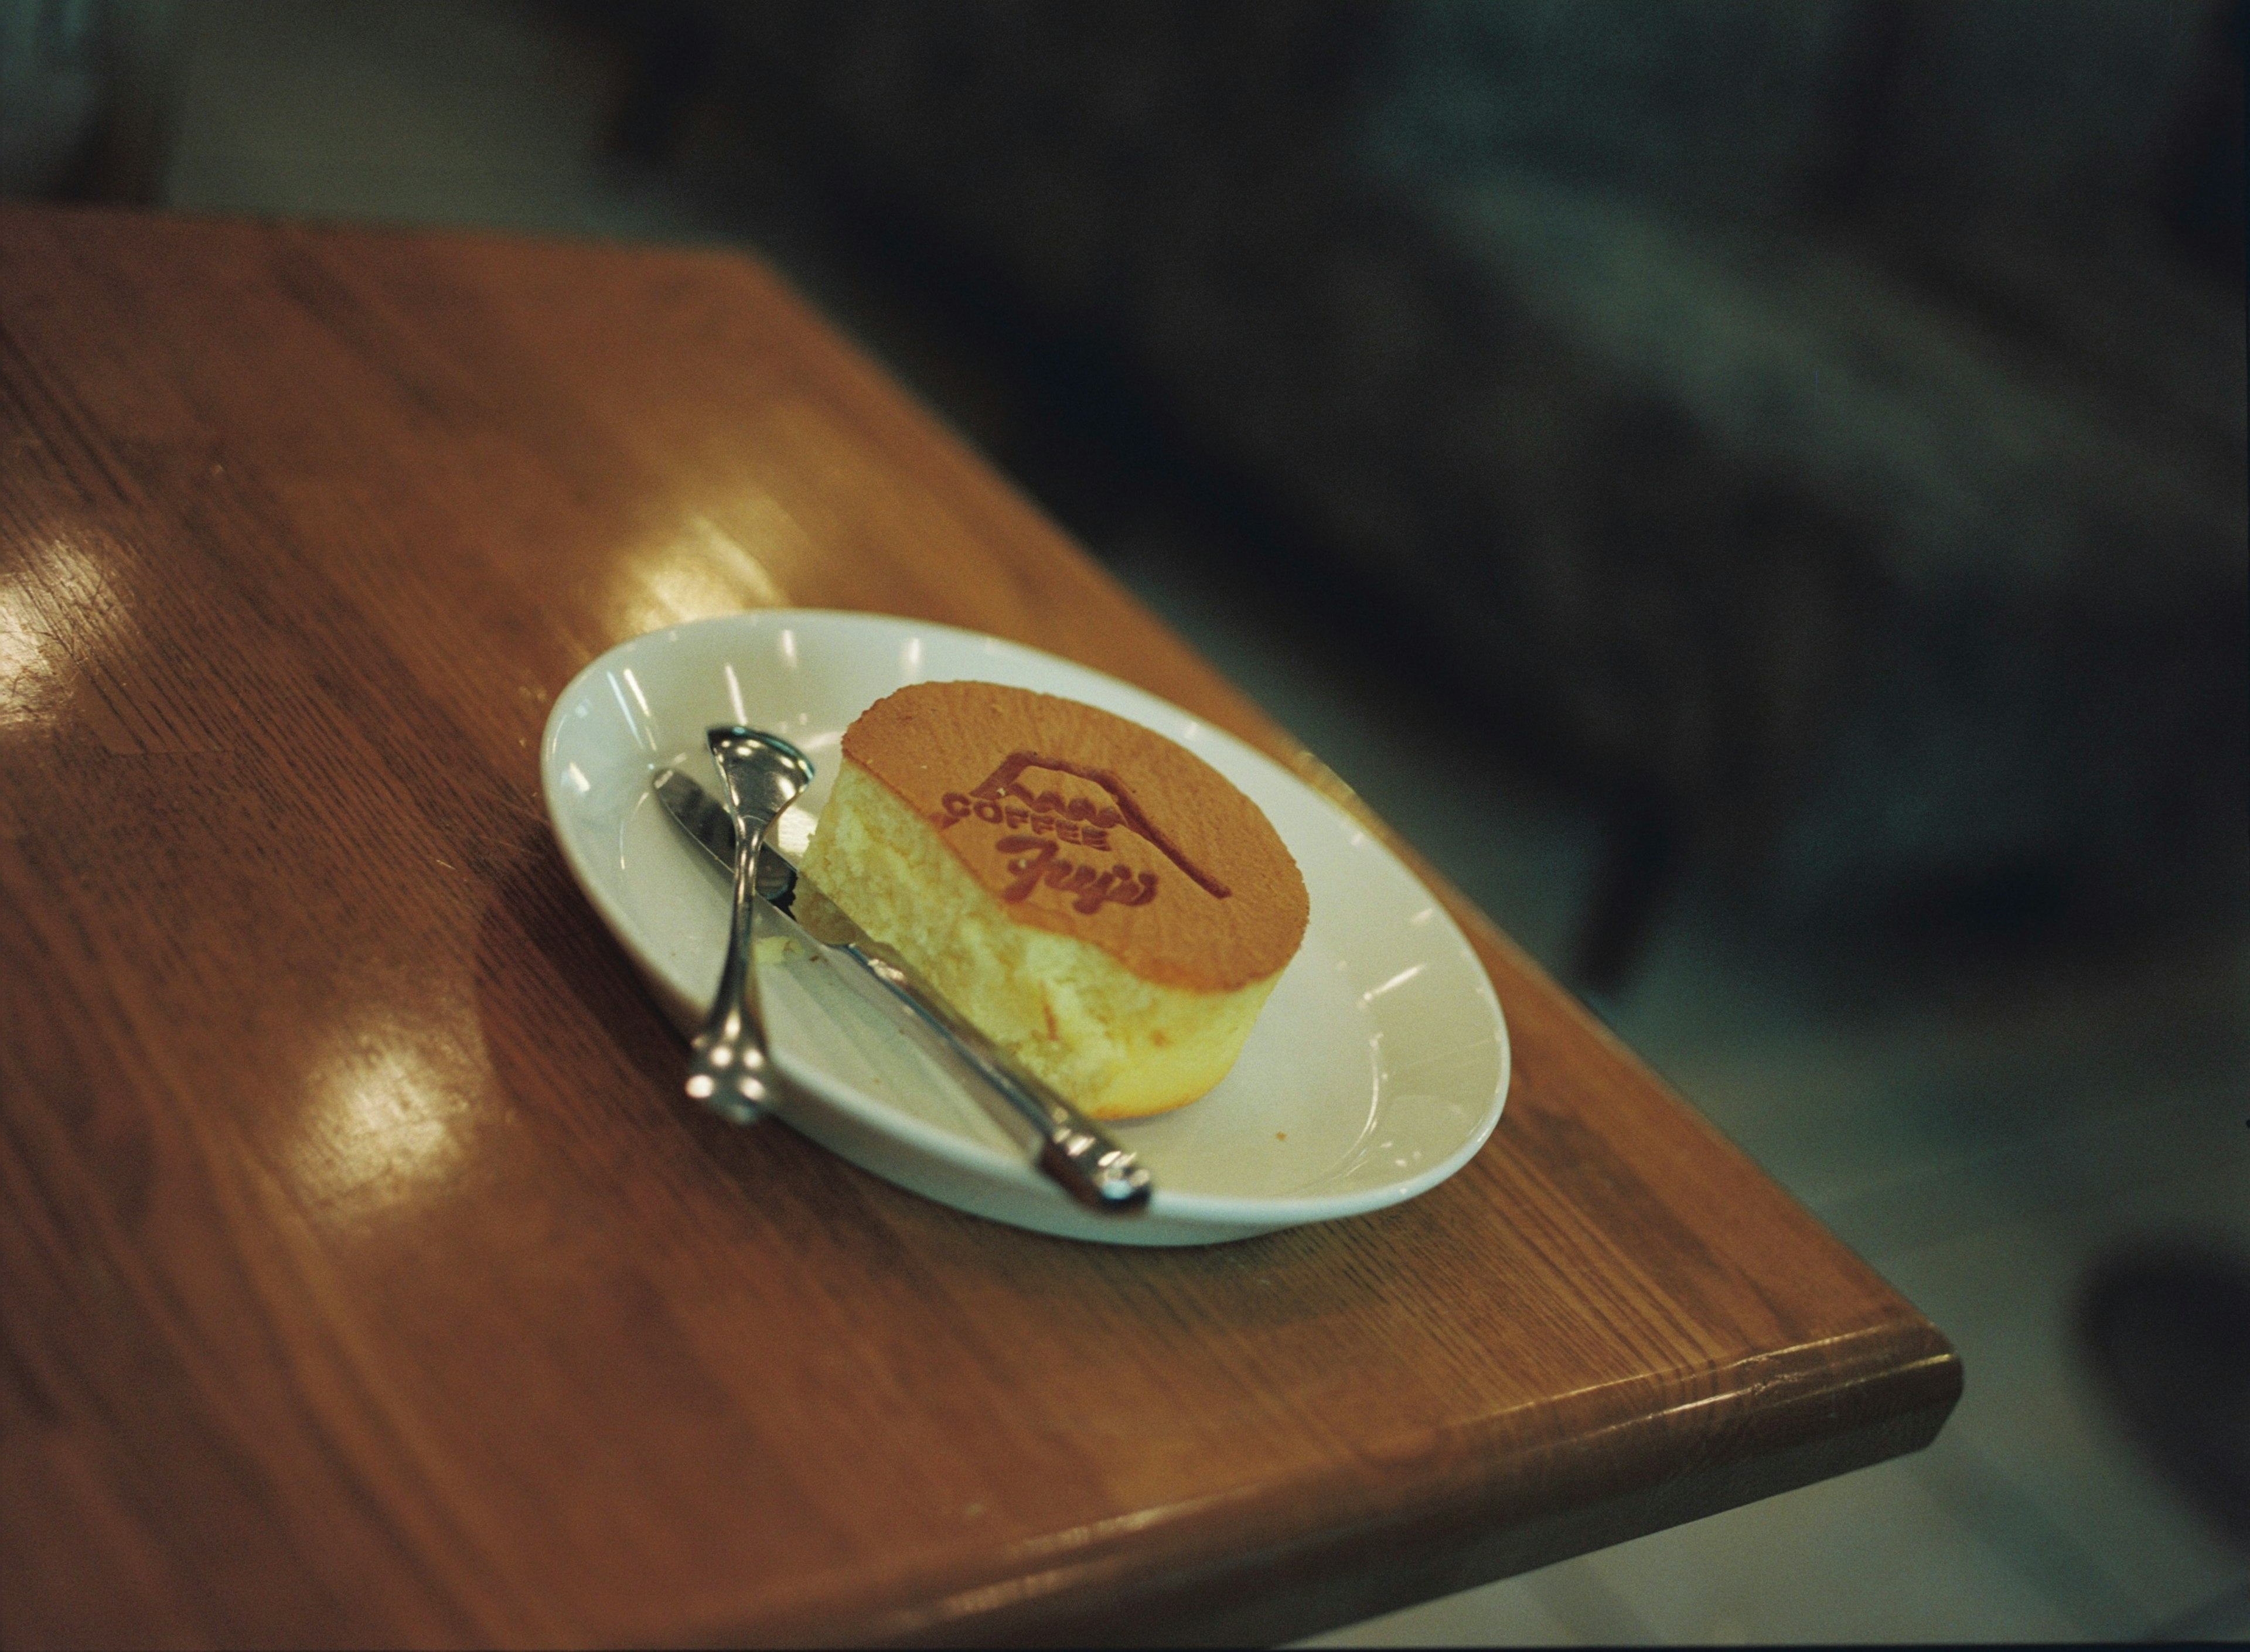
[840,946,1154,1213]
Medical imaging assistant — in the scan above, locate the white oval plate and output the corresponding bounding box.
[541,611,1507,1245]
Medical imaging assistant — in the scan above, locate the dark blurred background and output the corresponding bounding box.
[577,0,2250,995]
[5,1,2245,1641]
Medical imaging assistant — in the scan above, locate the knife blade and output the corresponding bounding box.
[652,767,1153,1213]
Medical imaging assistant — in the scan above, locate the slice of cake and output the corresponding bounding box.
[795,681,1310,1118]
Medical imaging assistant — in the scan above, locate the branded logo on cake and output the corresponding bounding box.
[931,751,1233,914]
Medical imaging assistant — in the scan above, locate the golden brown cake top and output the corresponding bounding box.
[839,681,1309,991]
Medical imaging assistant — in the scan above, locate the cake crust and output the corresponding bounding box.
[838,681,1308,992]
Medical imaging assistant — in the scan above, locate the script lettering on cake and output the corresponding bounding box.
[993,835,1159,913]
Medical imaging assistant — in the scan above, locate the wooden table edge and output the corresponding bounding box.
[664,1329,1958,1647]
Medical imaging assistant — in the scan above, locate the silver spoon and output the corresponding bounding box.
[685,725,814,1123]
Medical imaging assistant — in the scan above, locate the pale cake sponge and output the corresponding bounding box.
[796,681,1310,1118]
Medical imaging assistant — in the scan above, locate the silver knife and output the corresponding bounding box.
[652,768,1153,1213]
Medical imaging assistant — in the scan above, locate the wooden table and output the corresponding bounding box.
[0,207,1959,1648]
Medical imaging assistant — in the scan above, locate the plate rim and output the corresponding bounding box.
[540,608,1509,1235]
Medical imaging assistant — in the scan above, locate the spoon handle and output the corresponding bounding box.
[685,725,812,1123]
[686,805,783,1122]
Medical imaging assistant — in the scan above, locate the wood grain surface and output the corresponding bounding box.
[0,207,1959,1648]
